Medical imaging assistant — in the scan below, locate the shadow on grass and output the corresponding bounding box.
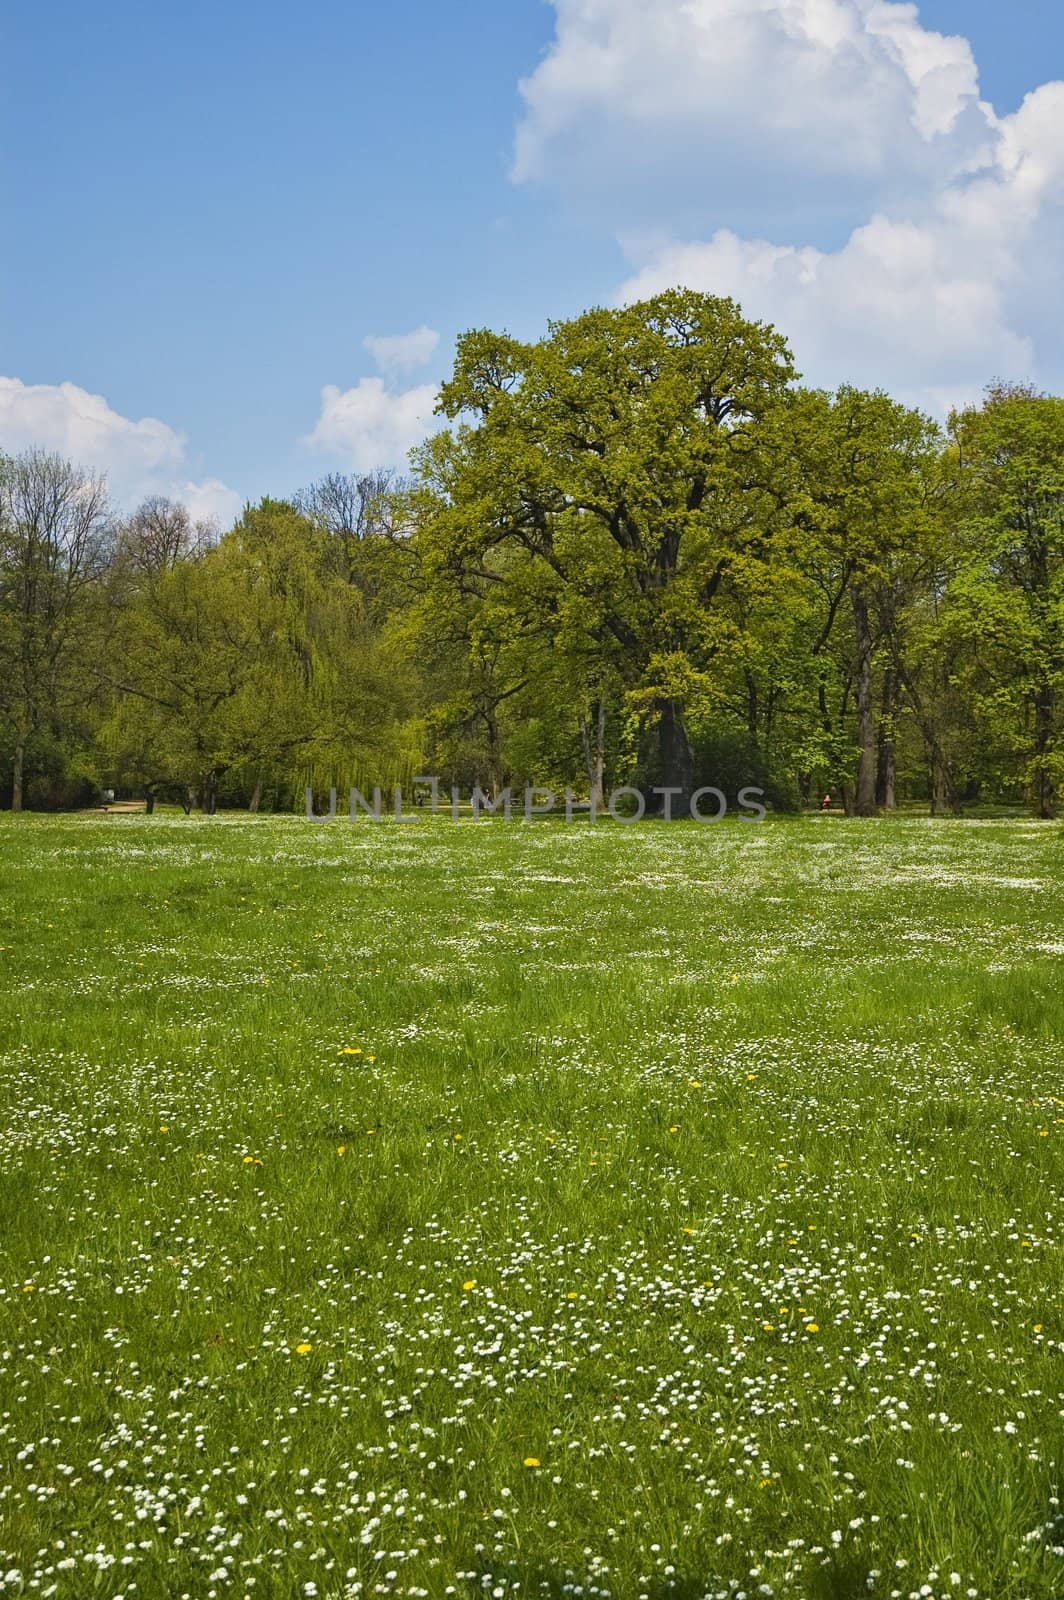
[808,1554,878,1600]
[460,1567,715,1598]
[460,1555,876,1600]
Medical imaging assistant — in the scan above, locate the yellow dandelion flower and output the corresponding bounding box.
[523,1457,540,1468]
[336,1144,346,1155]
[294,1342,313,1355]
[462,1279,476,1292]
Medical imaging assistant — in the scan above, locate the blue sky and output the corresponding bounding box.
[3,1,1063,520]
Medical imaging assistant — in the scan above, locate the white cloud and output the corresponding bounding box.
[514,0,1064,408]
[303,378,440,471]
[514,0,989,209]
[0,377,184,486]
[618,82,1064,403]
[364,326,440,379]
[0,375,242,522]
[178,478,245,530]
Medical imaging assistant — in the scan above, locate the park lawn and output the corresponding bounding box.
[0,812,1062,1600]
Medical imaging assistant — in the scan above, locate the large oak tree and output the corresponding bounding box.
[416,290,797,808]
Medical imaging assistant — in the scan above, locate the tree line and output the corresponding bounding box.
[2,291,1062,818]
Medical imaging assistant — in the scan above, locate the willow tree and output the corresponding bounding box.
[100,498,418,810]
[415,290,797,809]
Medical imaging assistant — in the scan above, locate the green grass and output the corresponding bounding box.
[0,811,1063,1600]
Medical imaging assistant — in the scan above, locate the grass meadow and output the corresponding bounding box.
[0,811,1063,1600]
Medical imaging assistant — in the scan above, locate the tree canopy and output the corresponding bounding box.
[2,295,1062,818]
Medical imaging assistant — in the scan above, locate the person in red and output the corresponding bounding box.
[820,793,832,811]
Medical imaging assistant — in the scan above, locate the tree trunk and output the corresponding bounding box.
[202,770,218,816]
[745,671,759,742]
[579,698,607,810]
[11,736,26,813]
[249,776,263,813]
[1032,683,1057,819]
[594,697,607,811]
[852,589,878,817]
[145,787,156,816]
[877,743,896,812]
[657,698,695,815]
[485,709,503,796]
[875,669,898,811]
